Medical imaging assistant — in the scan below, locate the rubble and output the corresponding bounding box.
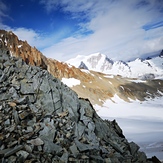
[0,48,159,162]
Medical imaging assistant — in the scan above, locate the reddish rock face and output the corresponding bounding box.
[47,58,94,81]
[0,30,93,81]
[0,30,48,70]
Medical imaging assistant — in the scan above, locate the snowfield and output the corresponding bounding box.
[61,78,80,87]
[95,95,163,120]
[94,95,163,160]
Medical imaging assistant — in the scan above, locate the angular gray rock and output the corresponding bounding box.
[0,48,159,162]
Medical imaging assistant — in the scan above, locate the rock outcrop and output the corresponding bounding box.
[159,50,163,58]
[0,30,93,81]
[0,46,159,162]
[0,30,48,70]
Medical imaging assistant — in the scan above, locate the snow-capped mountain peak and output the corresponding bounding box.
[66,52,163,79]
[66,53,113,72]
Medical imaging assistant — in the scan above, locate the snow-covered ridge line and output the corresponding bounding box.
[66,52,163,78]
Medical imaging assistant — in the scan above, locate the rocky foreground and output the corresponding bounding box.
[0,49,161,162]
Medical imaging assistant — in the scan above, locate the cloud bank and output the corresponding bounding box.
[40,0,163,61]
[1,0,163,61]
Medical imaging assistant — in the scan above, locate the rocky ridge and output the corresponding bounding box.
[0,30,48,70]
[0,45,161,162]
[1,30,163,106]
[0,30,92,82]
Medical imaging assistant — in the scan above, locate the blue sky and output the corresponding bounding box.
[0,0,163,61]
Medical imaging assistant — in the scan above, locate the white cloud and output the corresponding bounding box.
[12,28,40,45]
[40,0,95,14]
[1,0,163,62]
[41,0,163,61]
[0,0,10,22]
[10,28,61,50]
[0,24,65,51]
[42,36,88,61]
[0,25,44,48]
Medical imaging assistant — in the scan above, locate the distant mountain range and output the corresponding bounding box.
[66,53,163,79]
[1,29,163,106]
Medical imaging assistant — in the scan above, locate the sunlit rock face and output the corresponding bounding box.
[0,30,94,80]
[0,44,159,162]
[0,30,48,70]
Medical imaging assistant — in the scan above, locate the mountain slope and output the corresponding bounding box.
[0,30,163,106]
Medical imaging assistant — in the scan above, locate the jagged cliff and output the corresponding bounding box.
[0,30,48,70]
[0,45,161,162]
[0,30,92,81]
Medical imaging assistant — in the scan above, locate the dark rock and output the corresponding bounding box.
[39,121,56,142]
[13,110,20,124]
[148,156,162,163]
[43,139,63,154]
[159,49,163,58]
[27,138,44,146]
[0,73,7,83]
[60,151,68,163]
[75,122,86,138]
[18,111,30,120]
[16,150,29,160]
[69,143,79,157]
[90,155,104,162]
[129,141,140,156]
[15,96,29,105]
[79,61,89,70]
[112,119,125,138]
[3,145,23,157]
[137,151,148,162]
[7,156,17,163]
[4,119,10,126]
[24,144,33,153]
[20,79,35,95]
[75,139,98,152]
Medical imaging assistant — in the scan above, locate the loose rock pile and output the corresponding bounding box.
[0,48,158,162]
